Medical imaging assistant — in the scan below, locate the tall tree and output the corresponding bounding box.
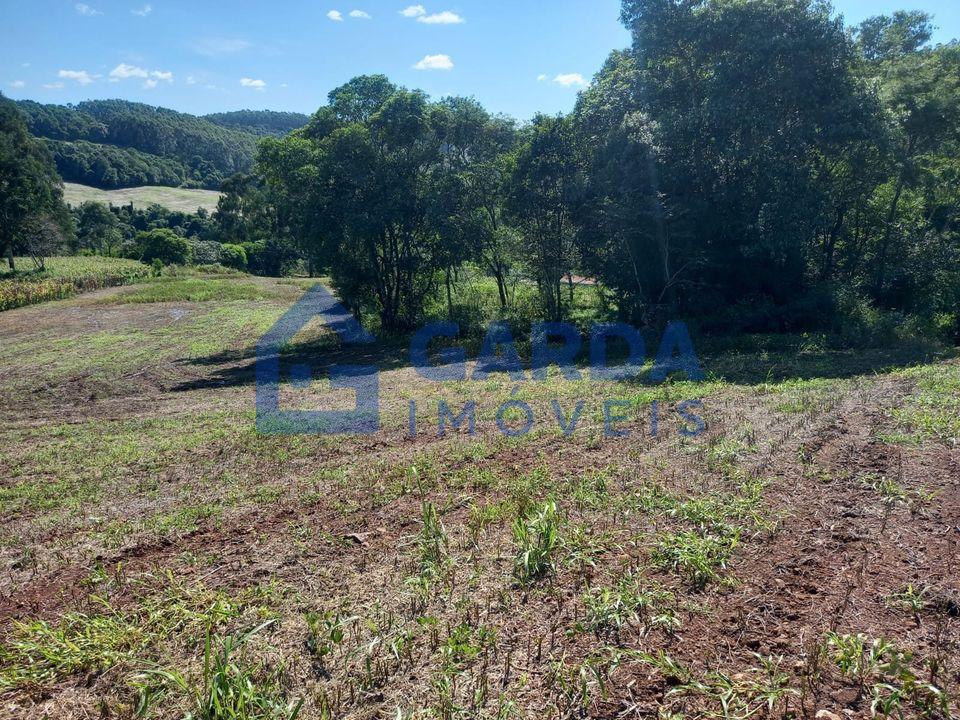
[619,0,874,319]
[427,97,520,310]
[0,95,68,270]
[507,115,579,321]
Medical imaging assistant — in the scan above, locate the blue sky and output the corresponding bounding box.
[2,0,958,121]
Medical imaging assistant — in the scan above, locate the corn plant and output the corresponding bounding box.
[512,500,561,584]
[140,620,303,720]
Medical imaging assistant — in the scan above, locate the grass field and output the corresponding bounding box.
[63,183,223,213]
[0,277,957,719]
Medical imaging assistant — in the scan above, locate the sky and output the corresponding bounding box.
[2,0,959,122]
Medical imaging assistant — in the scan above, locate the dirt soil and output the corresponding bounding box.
[0,280,957,719]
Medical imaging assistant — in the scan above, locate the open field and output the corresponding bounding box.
[0,277,957,719]
[63,183,223,213]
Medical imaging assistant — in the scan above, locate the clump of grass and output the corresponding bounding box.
[417,501,450,582]
[139,620,303,720]
[304,608,355,668]
[466,499,512,547]
[513,500,561,585]
[704,436,751,471]
[439,623,495,671]
[651,530,740,589]
[570,468,610,510]
[662,653,800,718]
[580,571,678,634]
[861,472,908,505]
[885,584,929,624]
[0,606,145,688]
[826,633,949,718]
[884,364,960,446]
[0,581,241,691]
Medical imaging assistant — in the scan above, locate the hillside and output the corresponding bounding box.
[203,109,310,136]
[15,100,305,191]
[62,182,222,213]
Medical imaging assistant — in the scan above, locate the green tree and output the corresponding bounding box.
[76,201,122,255]
[136,228,190,265]
[259,77,449,330]
[219,243,248,270]
[507,115,579,321]
[616,0,878,322]
[0,95,67,270]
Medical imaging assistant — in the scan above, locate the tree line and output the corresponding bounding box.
[3,0,958,346]
[228,1,958,339]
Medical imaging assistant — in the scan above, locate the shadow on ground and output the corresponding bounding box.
[170,327,955,393]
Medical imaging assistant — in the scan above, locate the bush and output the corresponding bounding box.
[241,238,297,276]
[190,239,222,266]
[136,229,190,266]
[219,243,248,271]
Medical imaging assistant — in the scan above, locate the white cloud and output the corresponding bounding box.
[110,63,148,80]
[417,10,464,24]
[186,75,196,85]
[240,77,267,91]
[194,37,251,57]
[349,9,371,19]
[280,82,288,88]
[553,72,586,87]
[400,5,426,17]
[21,62,31,68]
[537,74,548,82]
[413,53,453,71]
[59,69,96,85]
[9,80,26,88]
[108,65,172,84]
[132,4,152,16]
[327,9,343,21]
[43,82,65,89]
[75,3,102,15]
[143,78,158,89]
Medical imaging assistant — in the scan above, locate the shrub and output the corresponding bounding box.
[219,243,248,271]
[190,239,222,266]
[136,229,190,266]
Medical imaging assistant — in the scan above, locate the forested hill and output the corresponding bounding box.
[14,100,305,190]
[203,110,310,136]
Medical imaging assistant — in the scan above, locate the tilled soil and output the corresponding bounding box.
[0,283,957,719]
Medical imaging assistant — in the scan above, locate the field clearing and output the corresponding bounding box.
[0,277,957,719]
[63,183,223,213]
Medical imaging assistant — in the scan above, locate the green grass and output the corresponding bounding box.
[0,301,285,400]
[106,277,284,304]
[652,530,740,589]
[0,580,244,691]
[513,500,562,584]
[63,182,222,213]
[883,363,960,445]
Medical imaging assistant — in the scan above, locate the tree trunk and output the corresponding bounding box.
[493,264,507,309]
[820,203,846,281]
[445,267,453,319]
[6,245,14,271]
[875,175,905,301]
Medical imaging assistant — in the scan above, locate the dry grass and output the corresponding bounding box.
[63,183,222,213]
